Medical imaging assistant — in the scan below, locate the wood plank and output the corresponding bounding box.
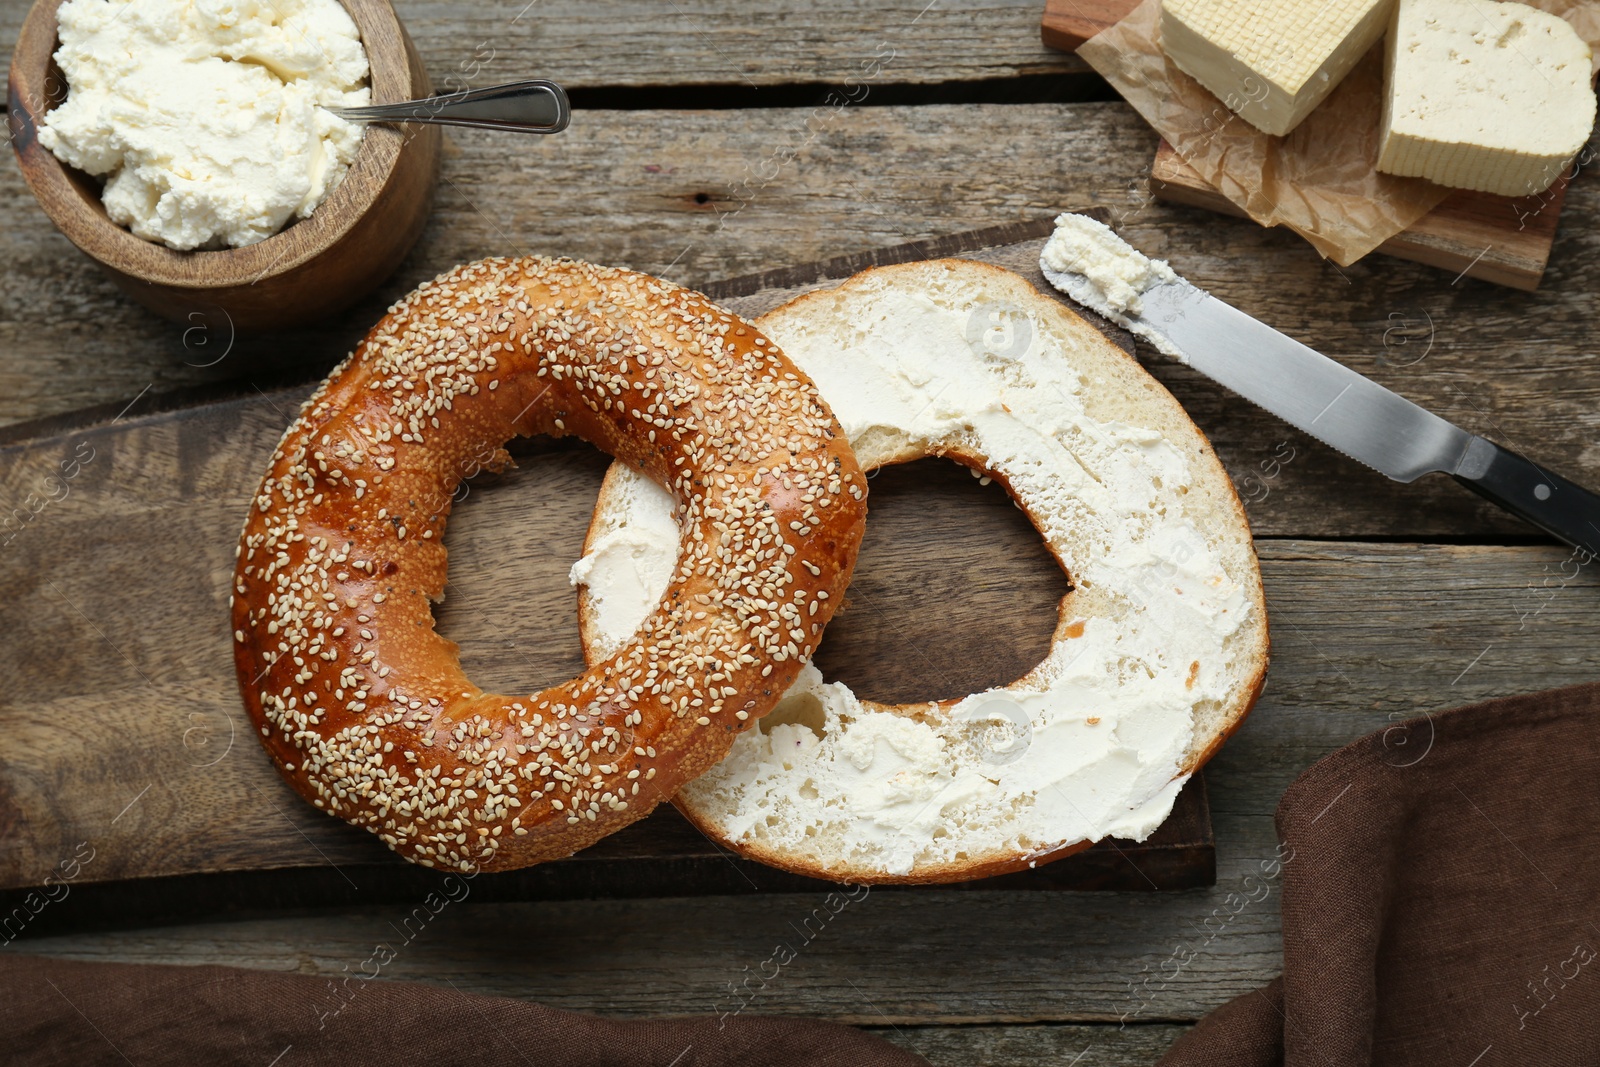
[2,233,1598,912]
[14,868,1285,1023]
[1150,142,1571,292]
[0,0,1090,93]
[878,1023,1189,1065]
[725,224,1600,543]
[2,106,1598,539]
[0,781,1212,936]
[12,538,1598,1025]
[4,450,1599,894]
[0,103,1157,427]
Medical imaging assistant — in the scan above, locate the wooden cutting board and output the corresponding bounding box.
[1041,0,1577,291]
[0,220,1216,926]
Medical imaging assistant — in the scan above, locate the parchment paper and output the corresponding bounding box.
[1079,0,1600,266]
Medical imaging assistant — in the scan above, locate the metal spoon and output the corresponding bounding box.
[326,79,570,134]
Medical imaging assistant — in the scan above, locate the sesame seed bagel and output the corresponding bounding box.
[574,259,1268,884]
[231,256,867,873]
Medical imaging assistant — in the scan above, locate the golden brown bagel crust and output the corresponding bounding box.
[231,256,866,873]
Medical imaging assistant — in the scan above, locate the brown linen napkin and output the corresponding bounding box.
[0,952,927,1066]
[1160,680,1600,1066]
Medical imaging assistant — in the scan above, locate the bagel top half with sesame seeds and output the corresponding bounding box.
[231,256,868,873]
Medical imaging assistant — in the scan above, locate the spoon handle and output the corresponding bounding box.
[328,80,571,134]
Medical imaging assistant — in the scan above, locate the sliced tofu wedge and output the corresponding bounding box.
[1377,0,1595,197]
[1161,0,1394,136]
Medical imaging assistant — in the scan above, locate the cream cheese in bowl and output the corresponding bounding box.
[37,0,372,250]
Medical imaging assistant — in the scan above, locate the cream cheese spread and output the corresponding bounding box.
[573,270,1254,878]
[38,0,371,250]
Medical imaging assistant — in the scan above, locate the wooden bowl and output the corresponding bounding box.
[6,0,441,332]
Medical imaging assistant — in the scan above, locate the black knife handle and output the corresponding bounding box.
[1451,438,1600,557]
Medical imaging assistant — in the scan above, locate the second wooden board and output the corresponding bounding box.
[1040,0,1576,290]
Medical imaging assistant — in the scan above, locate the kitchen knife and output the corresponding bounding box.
[1040,262,1600,557]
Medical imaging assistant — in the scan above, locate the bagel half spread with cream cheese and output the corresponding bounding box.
[572,258,1268,883]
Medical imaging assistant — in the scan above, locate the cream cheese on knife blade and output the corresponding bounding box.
[1040,213,1194,361]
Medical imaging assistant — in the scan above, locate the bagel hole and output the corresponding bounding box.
[430,435,613,694]
[759,691,827,738]
[811,457,1071,706]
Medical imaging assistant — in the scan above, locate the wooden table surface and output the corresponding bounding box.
[4,2,1599,1063]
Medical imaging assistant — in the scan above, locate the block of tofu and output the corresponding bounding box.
[1161,0,1394,136]
[1377,0,1596,197]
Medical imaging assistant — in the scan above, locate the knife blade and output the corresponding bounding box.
[1041,264,1600,558]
